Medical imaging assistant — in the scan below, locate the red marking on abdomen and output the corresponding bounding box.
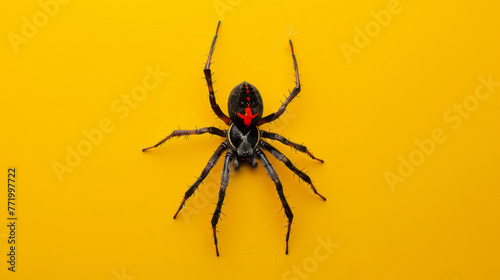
[236,105,259,127]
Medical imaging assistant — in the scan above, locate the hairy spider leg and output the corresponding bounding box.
[204,20,232,125]
[141,127,226,152]
[211,149,235,256]
[255,148,294,254]
[260,140,326,201]
[259,40,301,125]
[173,141,229,219]
[260,130,324,163]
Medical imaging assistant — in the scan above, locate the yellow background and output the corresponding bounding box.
[1,0,499,279]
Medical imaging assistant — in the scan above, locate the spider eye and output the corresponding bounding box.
[240,101,245,105]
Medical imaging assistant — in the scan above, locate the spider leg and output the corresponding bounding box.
[211,149,235,256]
[204,21,232,125]
[233,156,240,171]
[173,141,229,219]
[255,148,294,254]
[249,155,258,168]
[260,140,326,201]
[261,130,324,163]
[142,127,226,152]
[258,40,300,125]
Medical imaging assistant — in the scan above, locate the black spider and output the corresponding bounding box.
[142,21,325,256]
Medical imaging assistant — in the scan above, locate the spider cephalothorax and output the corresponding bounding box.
[142,21,326,256]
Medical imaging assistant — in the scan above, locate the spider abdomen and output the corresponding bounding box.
[228,81,264,129]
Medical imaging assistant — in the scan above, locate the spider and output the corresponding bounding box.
[142,21,326,256]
